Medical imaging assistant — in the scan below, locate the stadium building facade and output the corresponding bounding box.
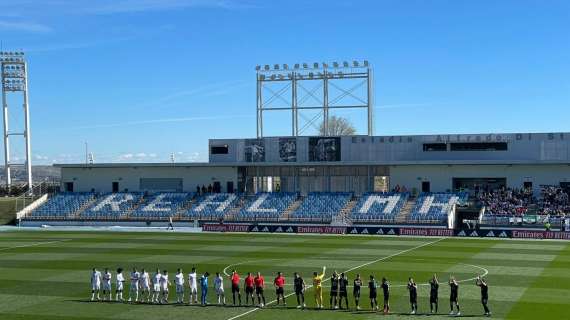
[57,132,570,195]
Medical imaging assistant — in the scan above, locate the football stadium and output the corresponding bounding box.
[1,2,570,320]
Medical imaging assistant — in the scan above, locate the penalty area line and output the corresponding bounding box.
[225,237,446,320]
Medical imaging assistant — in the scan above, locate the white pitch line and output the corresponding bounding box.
[0,239,70,252]
[223,260,253,277]
[226,237,446,320]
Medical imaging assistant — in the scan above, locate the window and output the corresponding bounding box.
[211,145,229,154]
[450,142,508,151]
[423,143,447,151]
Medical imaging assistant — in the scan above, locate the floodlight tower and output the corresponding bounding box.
[1,51,32,192]
[255,60,373,137]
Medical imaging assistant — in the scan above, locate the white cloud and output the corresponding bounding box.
[0,20,52,33]
[116,153,134,161]
[186,152,203,162]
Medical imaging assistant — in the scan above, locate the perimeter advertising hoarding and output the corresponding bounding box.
[202,224,570,240]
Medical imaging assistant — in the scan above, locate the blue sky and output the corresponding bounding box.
[0,0,568,164]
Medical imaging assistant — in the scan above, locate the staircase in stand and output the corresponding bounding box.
[72,196,98,219]
[395,198,415,223]
[224,203,244,221]
[331,198,357,226]
[126,196,148,219]
[280,196,304,221]
[175,197,197,220]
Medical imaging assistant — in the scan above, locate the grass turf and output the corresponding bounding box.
[0,230,568,319]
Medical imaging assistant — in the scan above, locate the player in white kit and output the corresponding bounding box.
[160,270,171,304]
[116,268,125,302]
[175,268,185,304]
[152,269,162,304]
[90,268,102,301]
[215,272,226,305]
[140,268,151,303]
[102,268,112,301]
[128,267,141,303]
[188,267,198,304]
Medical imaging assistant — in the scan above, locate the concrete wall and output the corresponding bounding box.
[61,166,238,193]
[390,164,570,193]
[210,132,570,164]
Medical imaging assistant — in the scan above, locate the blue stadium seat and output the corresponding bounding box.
[184,193,239,220]
[30,193,96,218]
[235,192,298,221]
[351,192,409,223]
[291,192,352,221]
[131,193,193,218]
[81,193,143,218]
[409,192,468,224]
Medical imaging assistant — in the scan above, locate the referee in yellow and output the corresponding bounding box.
[312,266,326,309]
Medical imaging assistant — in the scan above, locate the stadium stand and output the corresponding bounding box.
[131,193,193,218]
[29,192,96,218]
[234,192,298,221]
[290,192,352,222]
[24,186,567,228]
[81,193,144,219]
[350,192,409,223]
[480,186,569,227]
[184,193,238,220]
[409,192,468,223]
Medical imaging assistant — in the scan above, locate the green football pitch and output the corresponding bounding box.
[0,230,568,320]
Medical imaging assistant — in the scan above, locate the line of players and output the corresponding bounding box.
[90,266,491,316]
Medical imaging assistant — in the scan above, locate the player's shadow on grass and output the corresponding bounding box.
[68,299,130,304]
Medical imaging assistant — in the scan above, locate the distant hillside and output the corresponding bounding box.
[0,165,60,183]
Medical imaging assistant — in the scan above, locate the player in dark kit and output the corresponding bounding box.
[407,277,418,315]
[338,273,349,309]
[449,276,461,316]
[381,277,390,314]
[476,276,491,316]
[429,274,439,314]
[353,274,362,310]
[293,272,306,309]
[330,271,339,309]
[369,275,379,311]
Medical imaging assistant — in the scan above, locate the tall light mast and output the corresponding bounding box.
[1,51,32,193]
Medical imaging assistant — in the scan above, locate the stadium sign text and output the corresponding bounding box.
[202,224,249,232]
[399,228,454,237]
[512,230,570,240]
[297,226,346,234]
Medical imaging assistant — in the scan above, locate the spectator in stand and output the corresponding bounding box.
[480,186,569,227]
[478,187,534,216]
